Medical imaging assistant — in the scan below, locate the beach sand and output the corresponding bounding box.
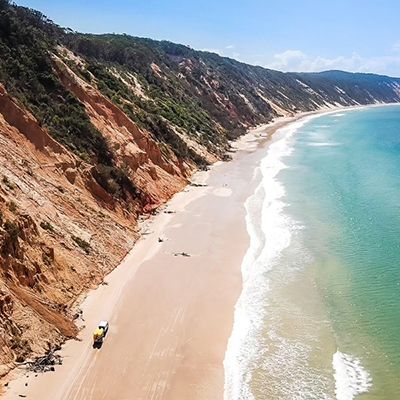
[2,115,310,400]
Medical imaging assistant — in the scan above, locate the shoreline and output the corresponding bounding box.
[1,104,393,399]
[223,110,340,400]
[224,102,400,400]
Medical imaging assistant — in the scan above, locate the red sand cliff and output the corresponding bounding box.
[0,65,196,378]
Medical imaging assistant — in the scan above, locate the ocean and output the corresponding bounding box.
[224,105,400,400]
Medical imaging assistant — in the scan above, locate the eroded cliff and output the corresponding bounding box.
[0,75,190,376]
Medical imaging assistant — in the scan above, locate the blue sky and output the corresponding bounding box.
[16,0,400,76]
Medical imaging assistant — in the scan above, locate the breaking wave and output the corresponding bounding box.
[223,116,319,400]
[333,351,372,400]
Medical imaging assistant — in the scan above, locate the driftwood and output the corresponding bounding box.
[189,182,207,187]
[25,348,62,373]
[173,252,191,257]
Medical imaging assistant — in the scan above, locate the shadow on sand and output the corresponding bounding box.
[92,341,103,350]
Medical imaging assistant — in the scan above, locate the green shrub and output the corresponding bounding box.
[8,201,17,213]
[71,235,90,254]
[92,165,138,201]
[40,220,54,232]
[2,176,15,190]
[4,220,20,242]
[42,251,52,265]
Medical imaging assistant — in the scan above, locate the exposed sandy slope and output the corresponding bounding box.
[2,117,293,400]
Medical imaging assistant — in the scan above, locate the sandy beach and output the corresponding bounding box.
[2,114,314,400]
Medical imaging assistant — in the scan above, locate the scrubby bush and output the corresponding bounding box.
[8,201,17,213]
[71,235,90,254]
[2,176,15,190]
[4,220,20,242]
[40,220,54,232]
[42,251,52,265]
[92,165,138,201]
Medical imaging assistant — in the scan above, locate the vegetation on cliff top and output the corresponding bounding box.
[0,2,108,162]
[0,0,400,202]
[0,1,140,200]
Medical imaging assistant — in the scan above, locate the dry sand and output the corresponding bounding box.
[2,114,312,400]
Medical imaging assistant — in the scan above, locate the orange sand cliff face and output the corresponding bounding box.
[0,71,194,378]
[52,55,191,210]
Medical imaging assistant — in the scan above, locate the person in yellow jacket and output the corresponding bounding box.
[93,321,109,347]
[93,327,104,342]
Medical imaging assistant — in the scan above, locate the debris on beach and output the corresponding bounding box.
[73,309,84,320]
[173,252,191,257]
[163,210,176,214]
[189,182,207,187]
[25,348,62,373]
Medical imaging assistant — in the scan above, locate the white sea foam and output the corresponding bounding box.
[332,113,346,117]
[307,141,341,147]
[224,115,321,400]
[314,124,330,128]
[333,351,372,400]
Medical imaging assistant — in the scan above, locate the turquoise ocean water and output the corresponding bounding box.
[224,105,400,400]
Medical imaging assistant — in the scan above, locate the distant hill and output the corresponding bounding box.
[64,35,400,144]
[0,0,399,377]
